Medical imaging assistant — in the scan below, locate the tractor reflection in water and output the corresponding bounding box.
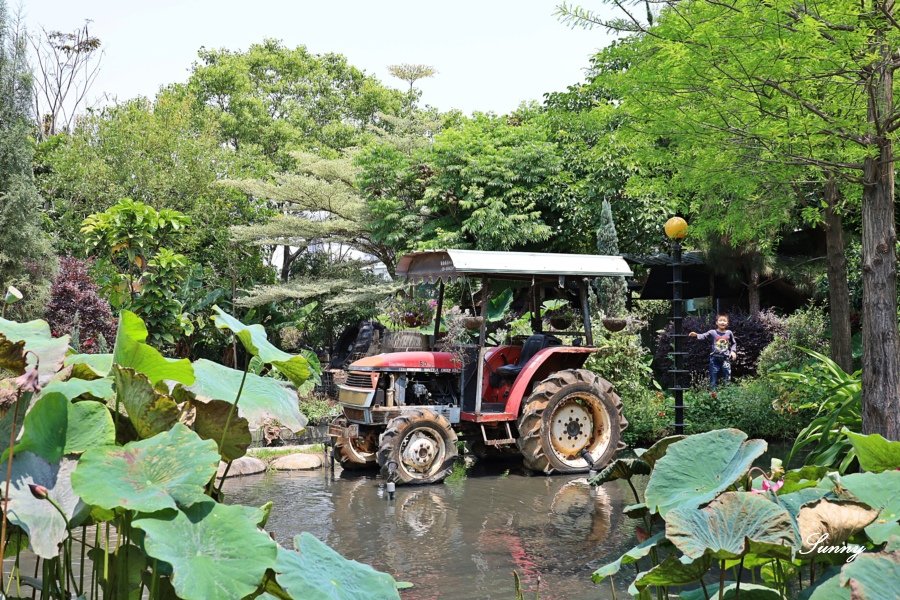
[328,249,634,485]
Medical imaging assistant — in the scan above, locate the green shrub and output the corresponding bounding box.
[585,330,670,446]
[683,379,811,440]
[298,394,341,425]
[756,305,830,375]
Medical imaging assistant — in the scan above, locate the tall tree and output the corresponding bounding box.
[561,0,898,437]
[0,2,53,317]
[595,199,627,317]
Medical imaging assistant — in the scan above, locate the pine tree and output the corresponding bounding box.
[0,3,53,317]
[595,200,627,317]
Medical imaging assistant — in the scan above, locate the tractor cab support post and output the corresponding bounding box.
[530,277,542,333]
[475,278,490,413]
[433,280,445,342]
[579,279,593,346]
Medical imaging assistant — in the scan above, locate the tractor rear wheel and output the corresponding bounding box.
[377,409,458,485]
[517,369,626,474]
[331,417,378,470]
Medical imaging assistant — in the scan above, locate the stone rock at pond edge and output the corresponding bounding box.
[218,457,266,478]
[270,453,323,471]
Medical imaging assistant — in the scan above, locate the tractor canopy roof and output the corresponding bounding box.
[396,249,633,283]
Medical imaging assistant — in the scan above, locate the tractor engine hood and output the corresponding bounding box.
[349,351,461,373]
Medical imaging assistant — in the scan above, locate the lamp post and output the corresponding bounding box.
[664,217,688,435]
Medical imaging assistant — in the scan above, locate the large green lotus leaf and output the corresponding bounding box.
[844,431,900,473]
[631,554,711,594]
[666,492,798,560]
[0,332,26,373]
[211,306,311,387]
[274,532,401,600]
[775,487,834,525]
[680,582,781,600]
[13,392,67,461]
[192,399,251,461]
[840,552,900,600]
[589,457,651,486]
[645,429,767,516]
[841,471,900,544]
[65,400,116,454]
[113,311,194,385]
[188,359,306,431]
[133,502,277,600]
[72,424,218,512]
[7,453,84,559]
[635,435,686,468]
[113,366,179,439]
[42,377,113,402]
[592,531,666,583]
[64,353,113,379]
[0,318,70,382]
[797,499,878,551]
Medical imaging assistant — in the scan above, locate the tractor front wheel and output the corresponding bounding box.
[517,369,626,474]
[331,417,378,470]
[377,409,458,485]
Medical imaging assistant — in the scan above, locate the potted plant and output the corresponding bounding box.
[386,294,433,329]
[543,299,576,330]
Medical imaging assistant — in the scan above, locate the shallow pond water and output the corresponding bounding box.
[223,461,642,600]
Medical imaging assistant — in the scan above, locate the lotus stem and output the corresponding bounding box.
[625,477,641,504]
[718,560,725,600]
[0,389,28,585]
[609,577,617,600]
[215,360,250,495]
[700,577,711,600]
[735,556,744,600]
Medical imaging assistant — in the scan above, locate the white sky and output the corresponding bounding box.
[20,0,616,115]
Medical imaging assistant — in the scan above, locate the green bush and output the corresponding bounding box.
[585,330,670,445]
[683,379,812,440]
[756,305,830,375]
[299,394,341,425]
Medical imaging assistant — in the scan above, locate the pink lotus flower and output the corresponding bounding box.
[751,478,784,494]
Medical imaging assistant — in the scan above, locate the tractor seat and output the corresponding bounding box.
[495,334,561,380]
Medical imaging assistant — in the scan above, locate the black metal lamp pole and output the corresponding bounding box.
[664,217,688,435]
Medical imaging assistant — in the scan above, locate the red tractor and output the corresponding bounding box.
[327,249,633,484]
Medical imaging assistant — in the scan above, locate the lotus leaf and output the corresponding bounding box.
[188,359,306,431]
[645,429,766,516]
[680,582,781,600]
[776,487,834,521]
[113,311,194,385]
[624,503,650,519]
[64,353,113,379]
[798,568,848,600]
[133,502,277,600]
[72,424,218,512]
[113,366,179,439]
[0,332,26,373]
[211,306,311,386]
[841,471,900,544]
[635,435,686,468]
[11,392,114,460]
[192,399,251,461]
[840,552,900,600]
[6,452,84,559]
[780,466,831,494]
[797,499,878,551]
[274,532,401,600]
[589,458,651,486]
[592,531,666,583]
[41,377,113,402]
[631,554,711,594]
[0,391,29,456]
[0,317,70,382]
[666,492,798,560]
[844,430,900,473]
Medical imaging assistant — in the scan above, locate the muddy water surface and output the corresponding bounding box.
[224,462,642,600]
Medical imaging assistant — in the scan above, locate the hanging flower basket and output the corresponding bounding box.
[462,316,484,330]
[549,316,574,330]
[602,318,627,332]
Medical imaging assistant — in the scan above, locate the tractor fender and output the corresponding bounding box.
[504,347,595,417]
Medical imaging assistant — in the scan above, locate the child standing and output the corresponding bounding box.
[689,314,737,394]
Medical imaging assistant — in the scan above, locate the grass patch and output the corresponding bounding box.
[248,444,325,462]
